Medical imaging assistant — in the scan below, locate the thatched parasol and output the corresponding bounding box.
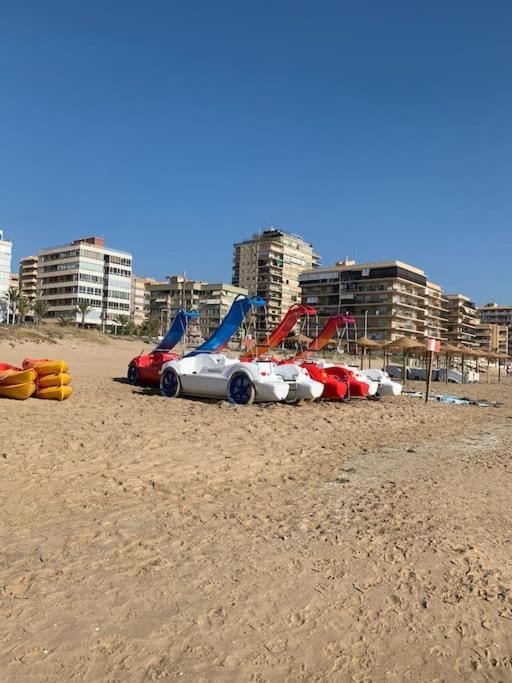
[382,336,420,383]
[357,336,382,369]
[286,333,312,345]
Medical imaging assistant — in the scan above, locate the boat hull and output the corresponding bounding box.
[0,382,37,400]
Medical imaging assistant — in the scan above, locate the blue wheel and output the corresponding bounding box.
[127,363,140,386]
[228,372,255,405]
[160,368,180,398]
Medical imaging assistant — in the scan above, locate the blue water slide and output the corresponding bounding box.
[185,295,265,357]
[156,309,200,351]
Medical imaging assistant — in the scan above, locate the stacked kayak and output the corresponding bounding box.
[0,363,37,400]
[22,359,73,400]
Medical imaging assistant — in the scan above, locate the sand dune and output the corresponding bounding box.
[0,338,511,681]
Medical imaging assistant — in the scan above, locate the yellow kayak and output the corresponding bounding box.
[23,358,69,376]
[0,368,37,386]
[37,372,72,389]
[0,382,37,400]
[36,385,73,401]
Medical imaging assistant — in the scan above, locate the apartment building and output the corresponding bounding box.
[37,236,132,328]
[19,255,38,308]
[475,322,509,355]
[10,273,19,288]
[0,229,12,323]
[148,275,248,340]
[233,228,320,330]
[130,276,159,327]
[445,294,479,348]
[299,259,441,342]
[148,275,205,337]
[424,281,448,340]
[198,282,249,339]
[478,303,512,355]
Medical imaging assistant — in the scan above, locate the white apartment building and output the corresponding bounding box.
[37,236,132,328]
[0,229,13,323]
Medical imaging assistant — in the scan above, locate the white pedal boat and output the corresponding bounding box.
[271,362,324,402]
[160,354,291,404]
[358,368,402,397]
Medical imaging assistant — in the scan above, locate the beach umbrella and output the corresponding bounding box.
[455,345,479,384]
[356,336,382,369]
[382,336,420,383]
[439,343,460,383]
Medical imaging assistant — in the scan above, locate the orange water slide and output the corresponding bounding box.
[294,314,356,359]
[241,303,317,359]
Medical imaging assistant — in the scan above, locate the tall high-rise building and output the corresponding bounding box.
[478,303,512,355]
[445,294,479,348]
[19,255,39,309]
[37,236,132,328]
[0,229,12,323]
[299,258,448,342]
[232,228,320,330]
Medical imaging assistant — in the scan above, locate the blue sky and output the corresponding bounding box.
[1,1,511,304]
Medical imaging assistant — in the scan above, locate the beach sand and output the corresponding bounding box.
[1,337,511,681]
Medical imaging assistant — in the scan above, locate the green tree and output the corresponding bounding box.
[114,313,131,334]
[76,301,94,328]
[7,287,20,324]
[16,295,30,325]
[33,299,49,325]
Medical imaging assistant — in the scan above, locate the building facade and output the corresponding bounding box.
[197,282,249,340]
[475,322,509,355]
[233,228,319,330]
[130,276,159,327]
[299,259,438,342]
[478,303,512,355]
[19,255,38,310]
[0,229,12,323]
[148,276,248,341]
[425,281,448,340]
[445,294,479,348]
[37,236,132,328]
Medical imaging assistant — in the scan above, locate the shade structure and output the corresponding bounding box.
[382,336,421,382]
[357,336,382,369]
[357,336,382,349]
[382,336,422,352]
[286,333,312,344]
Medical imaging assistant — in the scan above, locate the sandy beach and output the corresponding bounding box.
[1,336,511,681]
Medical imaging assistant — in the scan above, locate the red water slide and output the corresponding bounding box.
[295,314,356,359]
[241,303,317,359]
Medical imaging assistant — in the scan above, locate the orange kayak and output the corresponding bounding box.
[37,372,72,388]
[0,382,37,400]
[0,368,37,386]
[23,358,69,376]
[36,385,73,401]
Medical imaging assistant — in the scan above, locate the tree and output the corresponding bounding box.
[7,287,20,324]
[16,295,30,325]
[140,316,160,337]
[33,299,49,325]
[114,314,131,334]
[76,301,94,328]
[59,314,74,327]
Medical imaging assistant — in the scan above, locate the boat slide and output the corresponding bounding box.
[127,308,200,386]
[161,295,298,404]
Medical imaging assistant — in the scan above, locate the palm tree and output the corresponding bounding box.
[33,299,49,325]
[16,295,30,325]
[59,314,73,327]
[114,313,131,334]
[7,287,20,324]
[76,301,94,328]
